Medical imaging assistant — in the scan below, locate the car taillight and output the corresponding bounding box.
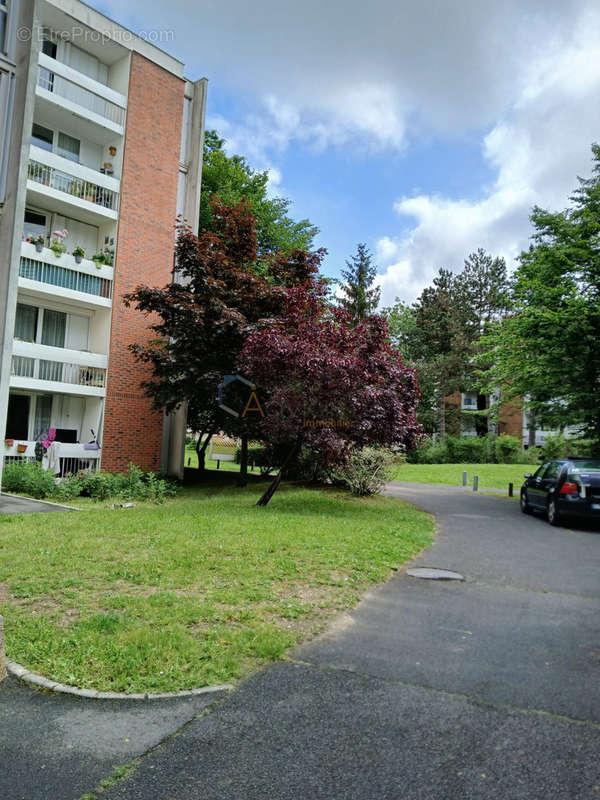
[560,481,579,495]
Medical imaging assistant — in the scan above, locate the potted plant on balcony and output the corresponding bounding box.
[91,251,108,267]
[72,245,86,264]
[27,234,45,252]
[4,438,14,447]
[50,229,68,258]
[17,443,28,453]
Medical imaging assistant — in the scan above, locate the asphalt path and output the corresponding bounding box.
[2,483,599,799]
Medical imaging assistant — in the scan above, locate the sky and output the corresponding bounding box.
[96,0,600,306]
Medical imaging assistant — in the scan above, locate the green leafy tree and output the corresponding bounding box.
[200,130,319,255]
[384,253,510,436]
[455,248,510,339]
[125,199,324,479]
[338,243,381,321]
[480,145,600,451]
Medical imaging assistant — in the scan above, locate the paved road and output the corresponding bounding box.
[0,493,73,514]
[2,483,599,799]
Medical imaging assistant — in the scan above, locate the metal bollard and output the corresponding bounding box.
[0,615,6,682]
[473,475,479,492]
[462,471,468,487]
[508,482,513,497]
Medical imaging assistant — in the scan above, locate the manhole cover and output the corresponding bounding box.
[406,567,464,581]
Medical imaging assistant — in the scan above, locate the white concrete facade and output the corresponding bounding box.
[0,0,206,481]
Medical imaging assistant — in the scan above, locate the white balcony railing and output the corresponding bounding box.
[3,442,100,475]
[11,341,108,393]
[27,146,120,215]
[28,159,119,212]
[19,243,113,302]
[37,52,127,130]
[11,355,107,389]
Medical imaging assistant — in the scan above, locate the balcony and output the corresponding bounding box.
[11,341,108,397]
[36,52,126,138]
[19,242,113,308]
[27,145,120,224]
[3,441,100,474]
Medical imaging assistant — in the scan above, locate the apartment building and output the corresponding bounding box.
[0,0,206,481]
[446,391,582,448]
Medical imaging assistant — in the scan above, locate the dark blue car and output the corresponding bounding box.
[520,457,600,526]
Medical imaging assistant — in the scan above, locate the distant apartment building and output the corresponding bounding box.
[446,391,582,447]
[0,0,206,480]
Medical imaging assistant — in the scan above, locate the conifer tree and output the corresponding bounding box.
[338,243,381,321]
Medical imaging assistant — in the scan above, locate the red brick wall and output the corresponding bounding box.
[102,52,184,472]
[498,397,524,438]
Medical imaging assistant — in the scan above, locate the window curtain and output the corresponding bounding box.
[57,132,80,163]
[33,395,53,440]
[41,309,66,348]
[14,304,38,341]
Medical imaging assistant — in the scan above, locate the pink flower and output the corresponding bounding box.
[42,429,56,450]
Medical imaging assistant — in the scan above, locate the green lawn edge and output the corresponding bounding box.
[0,483,433,694]
[389,462,534,490]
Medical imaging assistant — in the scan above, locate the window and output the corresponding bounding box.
[0,66,15,203]
[14,303,38,341]
[0,0,8,57]
[544,462,563,480]
[41,309,66,348]
[56,131,80,163]
[23,209,47,241]
[33,394,52,440]
[31,122,53,152]
[14,304,90,351]
[42,38,57,59]
[6,394,30,441]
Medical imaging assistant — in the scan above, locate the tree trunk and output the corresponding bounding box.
[195,429,216,471]
[238,436,248,487]
[256,443,298,507]
[439,392,446,437]
[527,413,536,449]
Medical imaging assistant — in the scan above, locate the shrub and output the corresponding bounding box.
[523,446,543,465]
[494,434,522,464]
[3,462,177,504]
[51,473,84,501]
[445,435,489,463]
[78,471,123,501]
[419,443,449,463]
[539,432,567,461]
[2,461,55,498]
[564,438,598,457]
[333,447,394,496]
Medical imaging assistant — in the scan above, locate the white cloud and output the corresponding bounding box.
[376,5,600,305]
[100,0,600,306]
[105,0,592,152]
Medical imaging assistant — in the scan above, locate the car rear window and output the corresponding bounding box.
[568,459,600,476]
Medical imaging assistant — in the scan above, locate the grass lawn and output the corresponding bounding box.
[0,482,433,694]
[185,442,243,473]
[390,462,534,490]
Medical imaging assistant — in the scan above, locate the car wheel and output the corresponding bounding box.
[547,498,561,526]
[520,491,532,514]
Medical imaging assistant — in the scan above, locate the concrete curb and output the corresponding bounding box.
[6,660,233,699]
[0,616,5,682]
